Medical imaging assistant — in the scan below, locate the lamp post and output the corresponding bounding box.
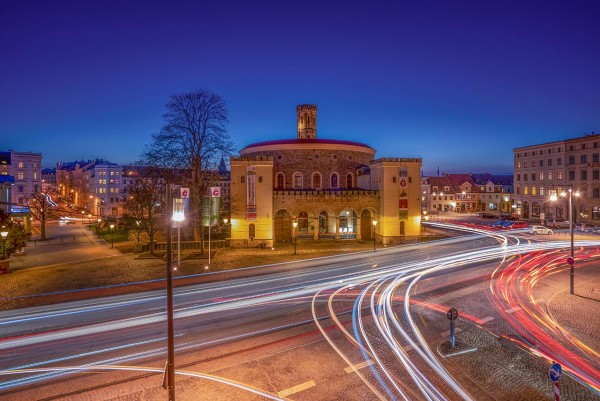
[88,214,92,225]
[550,188,579,295]
[81,210,85,224]
[223,218,229,239]
[172,199,185,270]
[1,230,8,259]
[292,221,298,255]
[109,223,115,248]
[372,219,377,252]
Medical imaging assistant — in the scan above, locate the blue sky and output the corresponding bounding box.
[1,0,598,175]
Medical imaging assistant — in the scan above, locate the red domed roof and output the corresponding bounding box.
[241,138,375,152]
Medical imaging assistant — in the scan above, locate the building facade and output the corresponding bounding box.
[229,104,422,247]
[514,133,600,224]
[0,151,42,207]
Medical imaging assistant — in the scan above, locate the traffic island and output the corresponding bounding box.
[438,340,477,358]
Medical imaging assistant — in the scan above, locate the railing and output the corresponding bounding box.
[141,240,228,252]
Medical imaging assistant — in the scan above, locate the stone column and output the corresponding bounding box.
[335,216,340,240]
[356,215,362,240]
[313,216,319,240]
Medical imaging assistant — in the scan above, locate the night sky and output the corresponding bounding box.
[1,0,598,175]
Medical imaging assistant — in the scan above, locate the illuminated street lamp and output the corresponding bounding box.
[223,218,229,238]
[81,210,85,224]
[292,221,298,255]
[550,187,580,294]
[109,223,115,248]
[372,219,378,252]
[88,213,92,224]
[172,199,185,270]
[1,230,8,259]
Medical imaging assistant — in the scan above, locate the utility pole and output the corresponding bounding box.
[165,184,175,400]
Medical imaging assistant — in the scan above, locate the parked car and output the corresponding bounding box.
[576,223,597,233]
[547,218,570,228]
[492,220,507,228]
[531,225,553,235]
[504,221,528,229]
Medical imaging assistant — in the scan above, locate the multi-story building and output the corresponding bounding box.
[514,133,600,223]
[229,104,422,247]
[88,163,124,217]
[423,173,513,214]
[0,151,42,207]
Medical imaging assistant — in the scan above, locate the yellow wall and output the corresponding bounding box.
[230,157,274,247]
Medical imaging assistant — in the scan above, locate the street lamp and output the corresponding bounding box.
[1,230,8,259]
[109,223,115,248]
[372,219,378,252]
[223,218,229,238]
[292,221,298,255]
[81,210,85,224]
[550,188,580,295]
[172,199,185,270]
[88,214,92,224]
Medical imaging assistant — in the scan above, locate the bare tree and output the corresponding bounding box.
[143,88,235,254]
[26,190,60,240]
[122,167,166,255]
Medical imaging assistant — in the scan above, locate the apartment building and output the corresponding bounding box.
[513,133,600,223]
[0,151,42,207]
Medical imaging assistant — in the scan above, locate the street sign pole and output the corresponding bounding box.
[549,362,562,401]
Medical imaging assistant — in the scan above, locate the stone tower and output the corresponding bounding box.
[297,104,317,139]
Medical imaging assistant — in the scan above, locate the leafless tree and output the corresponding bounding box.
[143,88,235,254]
[26,190,60,239]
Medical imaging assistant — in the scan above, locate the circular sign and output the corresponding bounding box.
[446,308,458,321]
[212,188,220,197]
[549,362,562,383]
[400,179,407,187]
[566,257,575,266]
[181,190,188,198]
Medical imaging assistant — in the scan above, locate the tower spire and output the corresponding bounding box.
[296,104,317,139]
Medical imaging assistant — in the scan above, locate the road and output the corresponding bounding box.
[0,224,599,400]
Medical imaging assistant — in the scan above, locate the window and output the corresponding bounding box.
[18,162,23,168]
[531,173,536,181]
[569,145,574,151]
[548,171,553,180]
[241,176,245,183]
[594,154,600,163]
[331,173,339,188]
[392,176,397,183]
[18,185,23,192]
[516,187,520,195]
[532,186,537,195]
[540,186,544,196]
[312,172,321,188]
[539,172,544,181]
[258,176,263,183]
[524,161,528,168]
[524,186,529,195]
[540,160,544,167]
[33,172,37,179]
[346,173,353,188]
[581,155,587,164]
[276,173,284,188]
[400,221,405,235]
[399,210,408,219]
[517,161,521,168]
[548,159,553,166]
[532,161,536,167]
[594,206,600,220]
[581,170,588,180]
[17,172,23,180]
[594,170,600,180]
[557,171,562,180]
[569,156,575,165]
[524,174,528,181]
[294,173,303,188]
[568,171,575,180]
[516,174,521,181]
[249,223,256,240]
[557,158,562,166]
[594,189,600,199]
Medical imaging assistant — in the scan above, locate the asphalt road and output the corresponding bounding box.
[1,225,599,401]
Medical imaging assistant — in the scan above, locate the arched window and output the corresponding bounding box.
[276,173,284,189]
[331,173,339,188]
[346,173,353,188]
[293,173,303,189]
[298,211,309,234]
[400,221,405,235]
[312,172,322,189]
[249,223,256,240]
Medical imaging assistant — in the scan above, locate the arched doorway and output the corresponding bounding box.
[319,211,334,239]
[298,211,309,238]
[522,201,530,219]
[361,209,373,240]
[274,209,292,243]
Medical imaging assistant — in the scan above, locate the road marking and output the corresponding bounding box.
[345,360,374,373]
[277,380,316,397]
[441,328,462,337]
[505,306,522,314]
[479,316,494,323]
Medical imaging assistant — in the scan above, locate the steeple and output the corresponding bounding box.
[296,104,317,139]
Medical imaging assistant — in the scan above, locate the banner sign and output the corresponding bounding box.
[246,166,257,221]
[202,187,221,226]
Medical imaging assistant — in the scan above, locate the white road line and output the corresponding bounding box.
[479,316,494,323]
[277,380,316,397]
[505,306,522,314]
[441,328,462,337]
[344,359,374,373]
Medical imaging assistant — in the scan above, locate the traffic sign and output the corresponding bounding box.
[180,187,189,198]
[549,362,562,383]
[446,308,458,321]
[210,187,221,198]
[566,257,574,266]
